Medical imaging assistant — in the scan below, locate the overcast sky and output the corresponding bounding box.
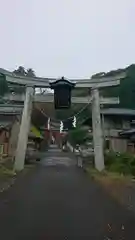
[0,0,135,78]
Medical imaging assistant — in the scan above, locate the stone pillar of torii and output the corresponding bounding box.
[14,86,34,171]
[91,88,104,171]
[2,71,125,171]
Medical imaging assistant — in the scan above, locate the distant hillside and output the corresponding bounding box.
[99,64,135,109]
[72,64,135,111]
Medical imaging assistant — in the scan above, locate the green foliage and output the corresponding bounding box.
[101,64,135,109]
[0,165,16,177]
[12,66,36,94]
[26,68,36,77]
[0,73,8,96]
[105,151,135,175]
[13,66,36,77]
[13,66,26,76]
[68,127,88,146]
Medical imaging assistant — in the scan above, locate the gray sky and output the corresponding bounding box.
[0,0,135,78]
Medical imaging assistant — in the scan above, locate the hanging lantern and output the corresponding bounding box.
[49,77,75,109]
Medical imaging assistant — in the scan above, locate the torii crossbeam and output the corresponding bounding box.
[0,68,126,172]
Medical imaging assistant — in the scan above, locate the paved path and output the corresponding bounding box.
[0,145,135,239]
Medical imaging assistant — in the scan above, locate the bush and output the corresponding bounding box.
[105,151,135,176]
[68,128,88,146]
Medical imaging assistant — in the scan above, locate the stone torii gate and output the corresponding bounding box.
[1,69,125,171]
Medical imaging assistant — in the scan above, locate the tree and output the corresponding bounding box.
[12,66,36,93]
[13,66,26,76]
[26,68,36,77]
[13,66,36,77]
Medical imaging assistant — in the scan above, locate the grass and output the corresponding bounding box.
[86,166,133,180]
[85,166,133,205]
[84,151,135,180]
[0,158,36,178]
[0,165,16,178]
[0,159,37,193]
[105,151,135,176]
[85,152,135,207]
